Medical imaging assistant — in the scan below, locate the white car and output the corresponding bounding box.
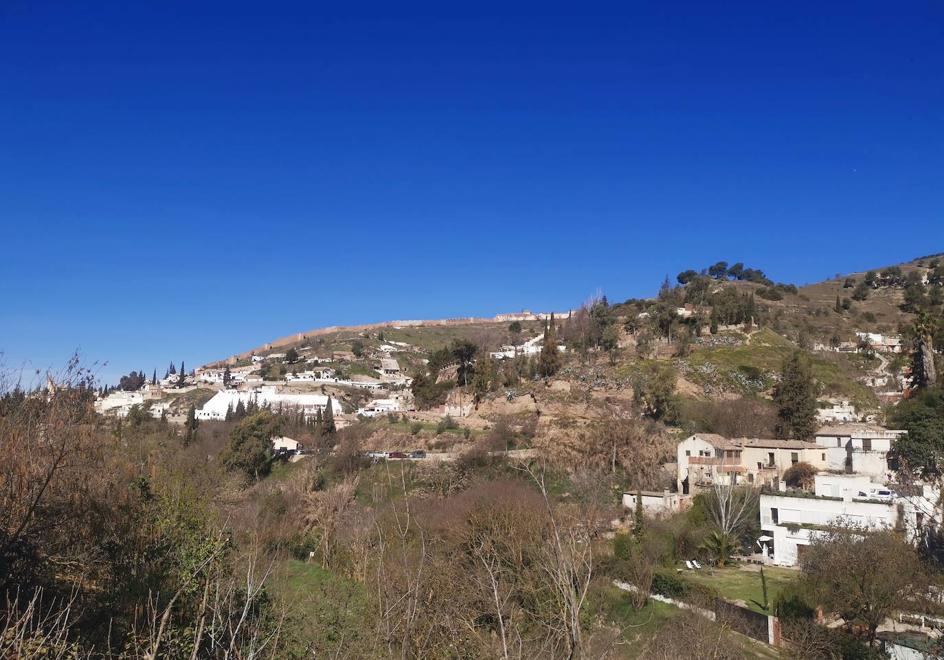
[857,488,895,501]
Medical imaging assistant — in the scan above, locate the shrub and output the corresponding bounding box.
[613,533,633,561]
[783,461,817,490]
[410,421,423,435]
[773,582,816,621]
[651,570,689,599]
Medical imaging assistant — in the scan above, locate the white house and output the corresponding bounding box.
[195,387,343,421]
[760,474,899,566]
[622,490,680,516]
[272,436,300,453]
[814,423,905,481]
[357,398,401,417]
[759,473,939,566]
[378,358,401,377]
[490,334,567,360]
[855,332,903,354]
[817,399,858,424]
[95,390,144,417]
[285,367,335,382]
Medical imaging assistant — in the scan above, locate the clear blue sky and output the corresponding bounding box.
[1,1,942,385]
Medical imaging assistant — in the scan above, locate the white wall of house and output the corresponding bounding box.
[760,492,897,566]
[196,388,342,421]
[622,491,680,516]
[272,436,300,452]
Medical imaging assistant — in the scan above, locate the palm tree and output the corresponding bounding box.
[700,531,736,566]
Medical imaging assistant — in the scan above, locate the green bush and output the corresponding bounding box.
[613,533,633,561]
[651,570,689,599]
[773,582,816,621]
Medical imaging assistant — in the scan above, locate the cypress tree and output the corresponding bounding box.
[633,490,644,537]
[152,369,157,385]
[537,314,563,377]
[835,295,842,313]
[324,397,336,433]
[910,312,938,390]
[184,404,198,445]
[169,361,177,375]
[773,350,818,440]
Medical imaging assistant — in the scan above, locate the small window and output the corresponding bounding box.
[791,452,799,465]
[685,450,691,457]
[771,508,779,524]
[748,473,754,483]
[863,438,872,451]
[768,452,775,466]
[822,453,826,461]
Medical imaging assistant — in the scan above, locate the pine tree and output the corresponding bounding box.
[323,397,336,433]
[773,350,818,440]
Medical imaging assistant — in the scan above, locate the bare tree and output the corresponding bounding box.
[524,463,593,660]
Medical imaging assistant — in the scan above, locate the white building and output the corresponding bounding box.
[378,358,401,377]
[95,390,145,417]
[622,490,680,516]
[490,334,567,360]
[814,423,905,481]
[285,367,335,382]
[855,331,903,354]
[817,399,858,424]
[195,387,342,421]
[272,436,300,453]
[357,398,401,417]
[759,473,938,566]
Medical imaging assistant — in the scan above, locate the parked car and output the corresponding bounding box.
[409,450,426,460]
[857,488,895,501]
[388,451,408,460]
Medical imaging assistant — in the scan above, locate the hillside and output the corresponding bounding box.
[177,255,944,455]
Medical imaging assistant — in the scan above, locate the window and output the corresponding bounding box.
[822,453,826,461]
[748,473,754,483]
[791,452,799,465]
[771,508,779,524]
[768,452,775,467]
[757,462,763,470]
[685,450,691,457]
[862,438,872,451]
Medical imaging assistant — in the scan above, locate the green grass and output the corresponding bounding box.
[680,565,798,614]
[595,583,680,633]
[592,582,781,658]
[685,328,878,409]
[270,559,370,657]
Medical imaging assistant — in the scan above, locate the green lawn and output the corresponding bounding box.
[681,564,798,614]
